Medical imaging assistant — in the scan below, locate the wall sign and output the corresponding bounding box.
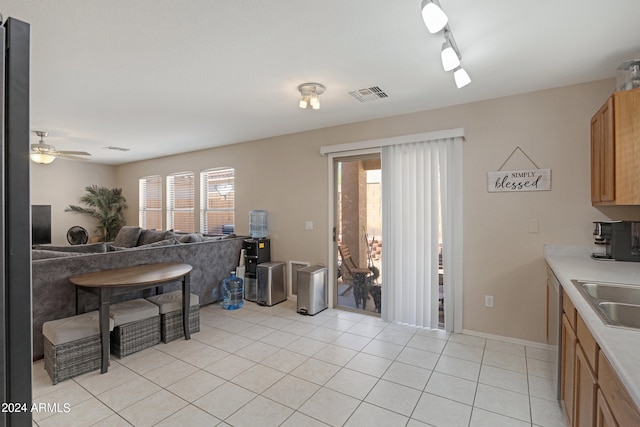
[487,168,551,192]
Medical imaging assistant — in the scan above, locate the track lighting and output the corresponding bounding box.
[421,0,448,34]
[453,66,471,88]
[298,83,325,110]
[440,29,460,71]
[421,2,471,89]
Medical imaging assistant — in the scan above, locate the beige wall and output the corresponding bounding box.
[30,160,117,245]
[110,78,640,343]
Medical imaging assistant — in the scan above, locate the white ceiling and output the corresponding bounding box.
[3,0,640,165]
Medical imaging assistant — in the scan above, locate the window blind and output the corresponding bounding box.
[200,167,235,235]
[139,175,163,230]
[167,172,195,233]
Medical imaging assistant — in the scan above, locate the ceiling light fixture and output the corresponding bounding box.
[298,83,326,110]
[420,1,471,89]
[440,28,460,71]
[453,66,471,88]
[30,152,56,164]
[421,0,448,34]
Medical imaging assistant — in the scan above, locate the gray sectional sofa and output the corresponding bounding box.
[31,227,245,360]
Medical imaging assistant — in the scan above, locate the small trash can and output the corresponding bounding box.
[257,262,286,306]
[297,264,328,315]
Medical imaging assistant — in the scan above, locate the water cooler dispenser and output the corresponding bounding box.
[243,238,270,301]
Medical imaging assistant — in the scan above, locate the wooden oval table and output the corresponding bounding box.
[70,262,193,373]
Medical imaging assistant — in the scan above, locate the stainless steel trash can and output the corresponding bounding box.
[257,262,287,306]
[297,265,328,315]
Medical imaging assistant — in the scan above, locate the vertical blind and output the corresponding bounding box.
[166,172,195,233]
[139,175,163,230]
[381,137,463,330]
[200,168,235,234]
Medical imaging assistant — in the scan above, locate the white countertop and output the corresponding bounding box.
[544,245,640,408]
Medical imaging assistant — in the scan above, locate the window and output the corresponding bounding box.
[200,167,235,234]
[139,175,163,230]
[167,172,195,233]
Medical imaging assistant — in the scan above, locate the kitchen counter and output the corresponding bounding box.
[544,245,640,410]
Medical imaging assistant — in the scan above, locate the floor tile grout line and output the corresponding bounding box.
[32,302,564,426]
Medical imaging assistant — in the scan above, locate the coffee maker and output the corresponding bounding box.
[592,221,613,259]
[593,221,640,261]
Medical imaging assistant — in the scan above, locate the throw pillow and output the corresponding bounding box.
[137,229,176,246]
[113,226,142,248]
[178,233,204,243]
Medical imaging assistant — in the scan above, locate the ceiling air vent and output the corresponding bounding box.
[348,86,389,103]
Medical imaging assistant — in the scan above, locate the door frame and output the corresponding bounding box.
[322,129,464,331]
[326,148,381,310]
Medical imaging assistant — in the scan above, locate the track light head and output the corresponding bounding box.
[421,0,448,34]
[441,42,460,71]
[453,66,471,88]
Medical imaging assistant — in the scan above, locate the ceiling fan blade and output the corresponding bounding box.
[55,153,91,161]
[55,150,91,156]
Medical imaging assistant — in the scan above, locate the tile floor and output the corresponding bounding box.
[32,300,566,427]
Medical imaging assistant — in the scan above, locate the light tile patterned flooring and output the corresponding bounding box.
[32,300,566,427]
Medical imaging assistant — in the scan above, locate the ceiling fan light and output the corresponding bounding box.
[441,41,460,71]
[30,153,55,164]
[421,0,448,34]
[454,66,471,88]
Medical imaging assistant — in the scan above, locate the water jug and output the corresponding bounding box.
[249,210,268,238]
[222,271,244,310]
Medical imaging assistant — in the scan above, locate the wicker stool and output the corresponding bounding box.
[146,291,200,343]
[109,299,160,358]
[43,311,114,385]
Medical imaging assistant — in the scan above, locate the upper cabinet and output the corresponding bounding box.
[591,88,640,206]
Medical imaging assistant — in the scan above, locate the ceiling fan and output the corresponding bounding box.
[30,131,91,164]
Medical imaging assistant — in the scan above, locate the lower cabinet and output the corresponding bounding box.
[558,285,640,427]
[598,351,640,427]
[574,344,597,426]
[596,389,617,427]
[561,314,577,425]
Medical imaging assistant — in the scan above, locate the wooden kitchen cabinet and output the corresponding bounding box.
[596,389,617,427]
[561,314,577,426]
[590,88,640,206]
[574,344,597,426]
[598,352,640,427]
[558,288,640,427]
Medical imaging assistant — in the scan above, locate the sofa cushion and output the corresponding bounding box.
[32,250,84,260]
[113,226,142,248]
[178,233,204,243]
[137,229,177,246]
[33,243,107,254]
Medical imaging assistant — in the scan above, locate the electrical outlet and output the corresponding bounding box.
[485,295,494,308]
[305,221,313,230]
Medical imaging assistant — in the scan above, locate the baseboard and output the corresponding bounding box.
[461,329,558,352]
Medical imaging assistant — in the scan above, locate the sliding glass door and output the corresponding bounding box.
[333,154,382,315]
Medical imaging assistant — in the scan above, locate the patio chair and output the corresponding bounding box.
[338,244,372,309]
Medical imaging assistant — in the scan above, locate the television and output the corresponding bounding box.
[32,205,52,245]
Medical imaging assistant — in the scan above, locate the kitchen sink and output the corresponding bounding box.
[581,282,640,305]
[598,302,640,329]
[572,280,640,330]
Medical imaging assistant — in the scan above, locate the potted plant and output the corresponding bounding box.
[65,185,127,242]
